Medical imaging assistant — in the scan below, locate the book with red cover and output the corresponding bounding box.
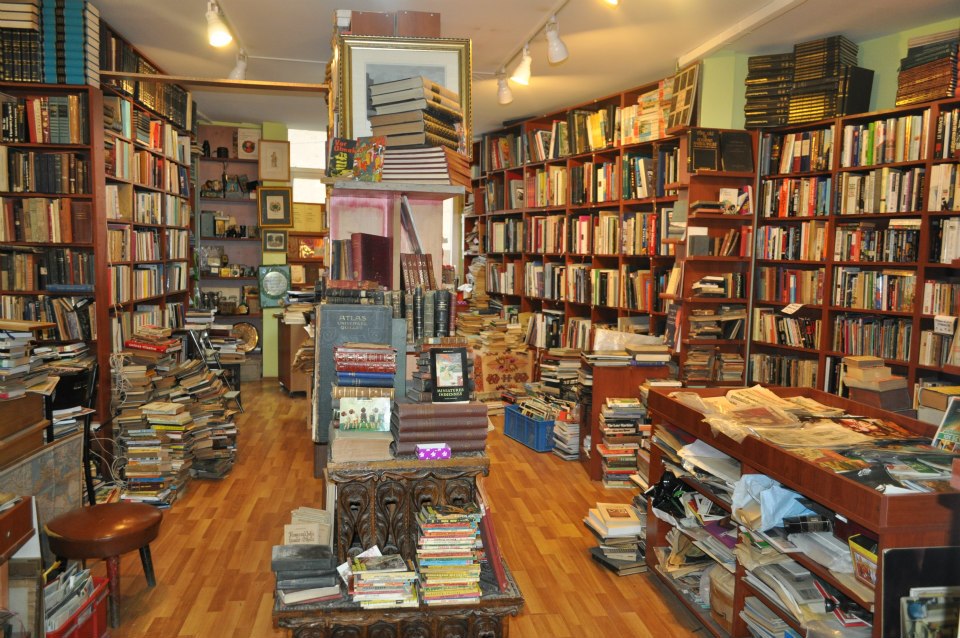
[71,200,92,244]
[392,417,489,433]
[394,400,486,419]
[350,232,391,288]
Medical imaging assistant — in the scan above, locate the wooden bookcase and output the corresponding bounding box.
[0,82,110,417]
[751,97,960,393]
[645,386,959,638]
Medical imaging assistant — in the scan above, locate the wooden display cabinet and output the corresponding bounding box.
[278,321,310,394]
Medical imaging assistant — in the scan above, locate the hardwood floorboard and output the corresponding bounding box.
[104,380,702,637]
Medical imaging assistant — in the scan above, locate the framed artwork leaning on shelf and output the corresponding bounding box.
[263,230,287,252]
[258,187,293,227]
[335,34,472,158]
[259,140,290,182]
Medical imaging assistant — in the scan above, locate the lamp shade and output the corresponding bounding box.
[206,4,233,47]
[497,77,513,105]
[510,46,532,86]
[229,52,247,80]
[545,20,568,64]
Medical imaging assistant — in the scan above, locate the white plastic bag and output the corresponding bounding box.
[731,474,813,532]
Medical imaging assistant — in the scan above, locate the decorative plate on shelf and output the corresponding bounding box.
[258,265,291,308]
[232,322,259,353]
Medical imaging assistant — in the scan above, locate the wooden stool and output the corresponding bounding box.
[45,502,163,627]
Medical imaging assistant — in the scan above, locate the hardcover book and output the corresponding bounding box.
[271,544,335,572]
[326,137,356,177]
[429,347,469,403]
[313,305,395,444]
[350,232,391,288]
[338,397,390,431]
[688,128,720,172]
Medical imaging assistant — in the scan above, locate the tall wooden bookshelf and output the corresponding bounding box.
[751,97,960,394]
[0,82,109,416]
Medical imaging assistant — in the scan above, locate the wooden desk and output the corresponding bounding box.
[273,557,523,638]
[326,455,490,564]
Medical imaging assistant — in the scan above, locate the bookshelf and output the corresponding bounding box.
[101,81,193,358]
[646,386,959,638]
[751,97,960,395]
[0,81,109,416]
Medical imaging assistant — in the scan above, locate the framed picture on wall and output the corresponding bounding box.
[258,187,293,227]
[335,34,472,159]
[259,140,291,182]
[262,230,287,252]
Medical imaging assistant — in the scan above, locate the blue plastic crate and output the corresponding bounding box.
[504,404,554,452]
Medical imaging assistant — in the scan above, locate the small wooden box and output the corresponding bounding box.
[395,11,440,37]
[350,11,394,36]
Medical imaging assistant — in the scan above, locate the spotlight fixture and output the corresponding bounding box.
[497,74,514,105]
[545,17,568,64]
[604,0,619,4]
[510,45,532,86]
[229,49,247,80]
[206,1,233,47]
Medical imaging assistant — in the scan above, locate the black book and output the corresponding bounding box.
[275,574,339,590]
[434,289,450,338]
[688,129,720,172]
[270,544,336,572]
[429,347,469,403]
[413,286,424,341]
[588,546,648,575]
[719,131,754,173]
[275,568,339,580]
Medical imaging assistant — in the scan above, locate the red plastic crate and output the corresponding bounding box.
[47,576,109,638]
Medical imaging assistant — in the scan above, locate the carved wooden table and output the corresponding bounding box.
[325,455,490,564]
[273,557,524,638]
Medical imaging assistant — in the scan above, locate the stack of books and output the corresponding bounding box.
[380,146,469,186]
[788,35,872,124]
[207,324,244,363]
[349,554,419,609]
[120,401,192,507]
[584,502,648,576]
[744,52,794,129]
[598,398,648,488]
[406,337,472,402]
[896,30,959,106]
[368,75,463,152]
[0,1,42,83]
[842,355,910,412]
[391,400,488,456]
[416,504,484,606]
[271,543,339,606]
[40,0,99,86]
[539,348,580,400]
[0,329,46,399]
[329,343,396,462]
[552,413,580,461]
[183,308,216,331]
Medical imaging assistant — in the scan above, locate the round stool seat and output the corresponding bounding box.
[45,502,162,560]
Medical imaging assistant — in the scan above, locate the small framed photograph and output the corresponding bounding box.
[259,140,291,182]
[263,229,288,252]
[429,347,469,403]
[258,187,293,227]
[237,128,260,159]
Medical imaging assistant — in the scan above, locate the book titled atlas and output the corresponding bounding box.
[429,347,469,403]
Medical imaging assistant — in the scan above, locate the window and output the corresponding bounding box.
[289,128,326,204]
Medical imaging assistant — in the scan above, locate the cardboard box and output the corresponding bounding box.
[709,566,735,634]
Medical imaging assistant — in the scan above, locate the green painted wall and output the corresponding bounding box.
[259,121,288,378]
[699,17,960,128]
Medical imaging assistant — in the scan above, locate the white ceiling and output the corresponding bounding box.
[93,0,960,136]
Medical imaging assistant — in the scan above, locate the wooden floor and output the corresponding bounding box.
[107,380,703,638]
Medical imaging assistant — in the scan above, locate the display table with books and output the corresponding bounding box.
[272,555,523,638]
[645,386,960,638]
[325,454,490,564]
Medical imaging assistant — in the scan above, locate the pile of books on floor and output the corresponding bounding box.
[120,400,193,507]
[896,30,959,106]
[598,398,648,489]
[368,75,463,153]
[329,342,397,462]
[552,413,580,461]
[744,52,794,129]
[272,539,339,606]
[207,324,244,364]
[392,400,488,457]
[584,502,648,576]
[416,504,483,606]
[539,347,580,400]
[349,553,419,609]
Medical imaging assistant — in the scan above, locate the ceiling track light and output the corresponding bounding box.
[510,45,532,86]
[604,0,620,5]
[497,72,514,105]
[229,49,247,80]
[206,0,233,48]
[545,16,568,64]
